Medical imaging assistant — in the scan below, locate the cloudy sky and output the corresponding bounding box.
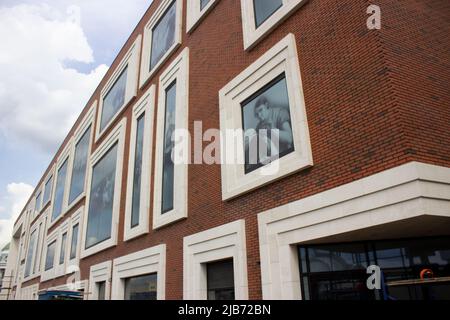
[0,0,152,248]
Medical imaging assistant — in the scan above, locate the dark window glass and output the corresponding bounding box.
[70,224,79,260]
[45,241,57,271]
[253,0,283,28]
[35,192,42,212]
[100,67,128,132]
[150,1,176,70]
[97,281,106,300]
[161,81,176,214]
[59,233,67,265]
[51,159,69,221]
[241,73,294,174]
[43,175,53,205]
[69,126,91,204]
[124,274,157,300]
[131,114,145,228]
[298,237,450,300]
[207,259,235,300]
[24,230,37,277]
[200,0,210,10]
[85,143,118,249]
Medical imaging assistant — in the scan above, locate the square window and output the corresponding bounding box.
[140,0,183,88]
[241,73,294,174]
[124,86,155,241]
[124,274,157,300]
[241,0,308,50]
[186,0,219,33]
[219,34,312,200]
[207,259,235,300]
[153,48,189,229]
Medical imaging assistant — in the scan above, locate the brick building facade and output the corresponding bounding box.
[1,0,450,300]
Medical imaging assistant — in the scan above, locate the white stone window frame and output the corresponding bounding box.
[153,47,189,230]
[257,161,450,300]
[111,244,166,300]
[25,210,48,279]
[48,141,73,229]
[66,206,84,271]
[88,260,112,300]
[66,101,97,212]
[22,220,41,282]
[96,36,141,142]
[241,0,308,50]
[219,33,312,200]
[186,0,219,33]
[80,118,127,259]
[124,85,156,241]
[53,220,70,279]
[139,0,183,89]
[40,225,60,282]
[41,165,55,212]
[183,220,248,300]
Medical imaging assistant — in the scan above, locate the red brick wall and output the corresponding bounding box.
[30,0,450,300]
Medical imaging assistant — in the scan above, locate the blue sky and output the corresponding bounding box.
[0,0,152,247]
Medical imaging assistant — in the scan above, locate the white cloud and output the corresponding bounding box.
[0,4,108,154]
[0,183,34,249]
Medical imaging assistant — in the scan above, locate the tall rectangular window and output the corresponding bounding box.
[43,175,53,205]
[69,126,91,204]
[100,67,128,132]
[70,224,79,260]
[150,1,176,70]
[52,159,69,221]
[24,230,37,278]
[59,233,67,265]
[33,223,42,274]
[97,281,106,300]
[253,0,283,28]
[35,193,42,213]
[85,143,118,249]
[124,273,157,300]
[45,240,56,271]
[131,114,145,228]
[207,259,235,300]
[161,81,177,214]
